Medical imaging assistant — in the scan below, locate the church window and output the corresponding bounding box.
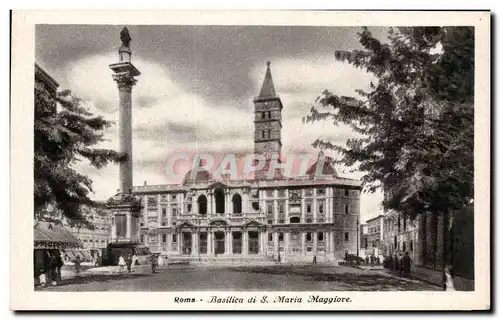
[306,203,312,213]
[290,216,300,223]
[317,188,325,195]
[344,232,349,241]
[306,233,312,242]
[162,234,167,243]
[278,233,284,242]
[318,232,324,241]
[267,111,271,119]
[344,204,350,214]
[261,112,266,120]
[172,234,177,243]
[268,233,273,241]
[266,202,273,214]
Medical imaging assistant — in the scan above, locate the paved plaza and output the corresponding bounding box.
[37,264,441,292]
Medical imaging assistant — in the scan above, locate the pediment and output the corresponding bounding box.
[244,219,264,227]
[209,219,229,226]
[177,221,196,229]
[208,181,228,189]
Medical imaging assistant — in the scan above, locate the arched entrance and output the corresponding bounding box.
[214,231,225,255]
[215,188,225,214]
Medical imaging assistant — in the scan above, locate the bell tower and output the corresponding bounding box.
[253,61,283,165]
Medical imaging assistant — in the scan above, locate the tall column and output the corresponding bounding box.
[273,232,279,258]
[176,233,181,253]
[243,230,248,256]
[167,202,172,227]
[193,195,198,216]
[273,198,278,223]
[243,192,249,213]
[301,189,306,223]
[313,231,318,255]
[228,231,233,255]
[191,232,197,256]
[284,232,290,260]
[157,195,162,226]
[111,218,117,241]
[107,27,142,243]
[326,188,330,223]
[313,188,317,223]
[207,231,213,256]
[126,213,132,239]
[284,189,289,224]
[330,231,335,257]
[226,192,232,215]
[301,232,306,255]
[259,231,265,255]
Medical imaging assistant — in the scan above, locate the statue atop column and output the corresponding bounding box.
[120,27,132,48]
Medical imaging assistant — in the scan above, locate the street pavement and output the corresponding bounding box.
[37,264,441,292]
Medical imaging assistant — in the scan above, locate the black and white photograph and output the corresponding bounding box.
[10,10,490,310]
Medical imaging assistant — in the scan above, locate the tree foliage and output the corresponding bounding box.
[304,27,474,218]
[34,88,124,227]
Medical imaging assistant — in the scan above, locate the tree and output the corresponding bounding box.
[304,26,474,219]
[34,88,124,227]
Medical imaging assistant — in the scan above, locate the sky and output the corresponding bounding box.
[35,25,387,222]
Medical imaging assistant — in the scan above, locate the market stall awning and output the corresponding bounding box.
[34,221,82,249]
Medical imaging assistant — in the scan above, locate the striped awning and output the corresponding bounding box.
[34,221,82,249]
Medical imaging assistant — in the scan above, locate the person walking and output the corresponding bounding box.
[118,254,126,273]
[55,251,64,282]
[132,253,139,266]
[74,255,82,275]
[402,252,411,277]
[126,254,133,273]
[49,252,58,286]
[312,255,317,265]
[277,252,281,264]
[150,253,158,273]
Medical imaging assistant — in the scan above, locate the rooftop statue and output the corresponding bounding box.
[120,27,132,48]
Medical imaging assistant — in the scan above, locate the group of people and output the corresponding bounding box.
[386,251,412,277]
[117,253,140,273]
[39,250,64,287]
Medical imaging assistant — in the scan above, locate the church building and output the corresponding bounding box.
[130,62,361,263]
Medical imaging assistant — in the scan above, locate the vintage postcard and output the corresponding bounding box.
[10,10,490,310]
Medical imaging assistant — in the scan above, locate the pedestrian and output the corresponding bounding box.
[313,255,317,264]
[392,253,398,272]
[277,252,281,264]
[398,253,404,276]
[365,256,369,265]
[49,253,58,286]
[74,255,82,275]
[126,254,133,273]
[402,252,411,277]
[118,254,126,273]
[55,251,64,282]
[150,253,158,273]
[132,253,139,266]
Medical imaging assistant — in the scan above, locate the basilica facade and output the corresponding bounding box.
[130,63,361,262]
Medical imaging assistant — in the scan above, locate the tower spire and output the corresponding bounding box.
[258,61,277,99]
